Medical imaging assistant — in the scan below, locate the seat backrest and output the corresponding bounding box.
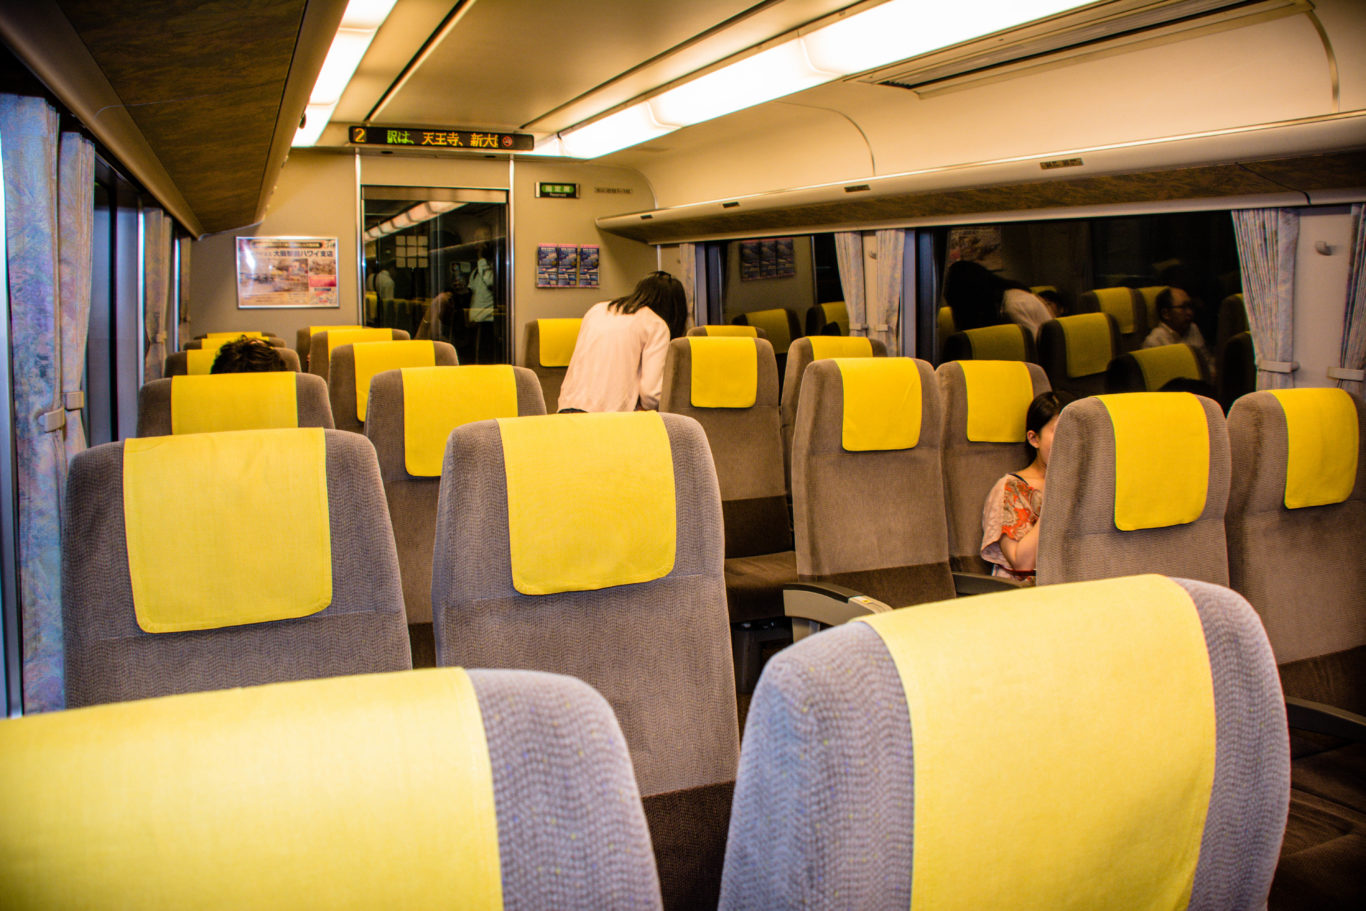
[165,346,301,376]
[0,667,662,910]
[1225,388,1366,667]
[136,373,335,436]
[732,307,799,354]
[1105,343,1208,392]
[1137,284,1168,331]
[1078,286,1147,350]
[1216,292,1249,359]
[1037,312,1120,398]
[366,365,545,625]
[1218,330,1256,409]
[660,337,789,557]
[781,336,887,480]
[185,335,287,349]
[521,317,581,412]
[940,323,1037,362]
[804,301,848,336]
[431,411,738,800]
[720,575,1288,910]
[62,428,410,706]
[308,327,410,380]
[327,339,458,433]
[1036,392,1230,586]
[791,357,954,606]
[686,324,769,340]
[937,360,1052,573]
[295,324,358,364]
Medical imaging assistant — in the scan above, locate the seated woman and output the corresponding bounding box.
[557,271,686,412]
[980,391,1068,583]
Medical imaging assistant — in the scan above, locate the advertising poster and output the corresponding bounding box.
[740,237,796,281]
[739,241,760,281]
[236,237,338,309]
[557,244,579,287]
[578,245,600,288]
[536,245,559,288]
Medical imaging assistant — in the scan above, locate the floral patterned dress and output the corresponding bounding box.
[980,473,1043,583]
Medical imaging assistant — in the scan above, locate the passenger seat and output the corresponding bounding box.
[136,372,334,436]
[326,338,457,434]
[1078,286,1148,350]
[307,327,409,381]
[1105,342,1209,392]
[521,317,581,412]
[940,322,1036,362]
[1037,312,1120,397]
[164,346,301,375]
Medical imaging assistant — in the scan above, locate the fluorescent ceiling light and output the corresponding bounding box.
[650,41,838,128]
[292,0,397,147]
[341,0,397,31]
[561,103,675,159]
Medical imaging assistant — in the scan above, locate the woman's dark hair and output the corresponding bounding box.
[211,336,287,373]
[943,260,1015,332]
[1024,390,1071,457]
[610,270,687,338]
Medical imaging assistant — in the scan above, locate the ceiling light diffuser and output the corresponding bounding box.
[650,40,839,128]
[560,103,675,159]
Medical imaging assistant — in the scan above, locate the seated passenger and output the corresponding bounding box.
[211,336,288,373]
[980,391,1069,583]
[1036,287,1065,318]
[556,270,686,413]
[945,260,1052,339]
[1143,287,1214,377]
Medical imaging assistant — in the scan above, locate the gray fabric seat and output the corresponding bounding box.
[1036,392,1230,586]
[936,360,1052,573]
[164,346,302,375]
[432,411,739,910]
[1077,286,1148,351]
[62,429,411,706]
[1105,343,1211,392]
[307,328,410,381]
[780,336,887,485]
[184,336,287,348]
[1037,312,1120,398]
[135,372,335,436]
[327,339,458,434]
[522,318,579,412]
[687,325,770,341]
[940,323,1037,362]
[720,577,1289,910]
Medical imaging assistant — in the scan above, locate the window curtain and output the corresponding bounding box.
[675,242,699,327]
[834,231,867,336]
[59,132,95,462]
[1232,209,1299,390]
[872,229,905,355]
[1335,203,1365,394]
[142,208,172,380]
[1,95,66,712]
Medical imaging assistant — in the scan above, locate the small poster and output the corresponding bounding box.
[536,245,559,287]
[739,237,797,281]
[557,244,579,287]
[578,245,600,288]
[237,236,338,308]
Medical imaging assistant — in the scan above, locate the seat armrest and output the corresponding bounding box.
[784,582,890,640]
[1286,697,1366,743]
[952,571,1025,596]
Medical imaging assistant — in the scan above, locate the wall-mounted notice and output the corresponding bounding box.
[536,245,559,287]
[536,243,599,288]
[739,236,796,281]
[557,245,579,287]
[236,236,338,308]
[578,245,599,288]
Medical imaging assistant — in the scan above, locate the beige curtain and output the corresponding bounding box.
[834,232,867,336]
[1231,209,1299,390]
[142,208,173,380]
[871,230,904,354]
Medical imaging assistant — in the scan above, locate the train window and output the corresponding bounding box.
[360,186,510,364]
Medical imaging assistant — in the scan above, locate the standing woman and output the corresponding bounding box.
[557,271,686,412]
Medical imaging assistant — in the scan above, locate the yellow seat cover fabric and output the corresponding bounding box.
[1099,393,1209,531]
[937,306,955,339]
[0,668,502,911]
[351,340,437,422]
[403,366,519,477]
[1133,343,1200,391]
[186,348,219,375]
[1138,285,1167,328]
[960,361,1032,443]
[859,575,1215,911]
[963,324,1027,361]
[123,428,332,632]
[821,301,849,335]
[324,328,392,358]
[1058,314,1113,378]
[170,373,298,435]
[1093,287,1136,334]
[205,331,266,341]
[744,309,792,354]
[498,412,675,595]
[809,336,873,360]
[308,324,356,338]
[688,337,757,408]
[835,357,921,451]
[536,318,581,367]
[1272,388,1359,508]
[700,324,757,337]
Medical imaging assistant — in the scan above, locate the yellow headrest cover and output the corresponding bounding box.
[1272,388,1359,508]
[122,428,331,632]
[170,373,298,435]
[309,324,355,338]
[1098,393,1209,531]
[962,324,1026,361]
[1058,314,1113,378]
[351,340,437,422]
[326,328,393,358]
[688,338,757,408]
[858,575,1214,910]
[1138,285,1167,326]
[744,309,792,354]
[498,412,675,595]
[1092,287,1136,334]
[186,348,219,375]
[835,357,922,451]
[537,318,582,367]
[959,361,1032,443]
[0,668,502,909]
[205,331,266,340]
[809,336,873,360]
[700,325,757,337]
[402,366,519,477]
[1132,344,1200,391]
[821,301,849,334]
[937,306,955,338]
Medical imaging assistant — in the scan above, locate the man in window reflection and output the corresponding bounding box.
[1143,287,1214,378]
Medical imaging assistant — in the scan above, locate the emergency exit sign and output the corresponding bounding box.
[536,182,579,199]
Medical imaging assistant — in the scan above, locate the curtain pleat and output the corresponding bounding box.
[1231,209,1299,390]
[59,132,95,463]
[142,208,171,380]
[1337,204,1366,394]
[873,229,905,355]
[1,95,65,711]
[834,232,867,336]
[676,242,698,327]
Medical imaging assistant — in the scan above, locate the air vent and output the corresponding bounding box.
[640,214,653,220]
[722,201,740,208]
[1040,158,1084,170]
[845,184,871,193]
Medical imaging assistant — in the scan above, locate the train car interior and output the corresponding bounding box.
[1,0,1364,907]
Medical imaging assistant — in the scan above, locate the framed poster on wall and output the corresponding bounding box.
[236,236,339,308]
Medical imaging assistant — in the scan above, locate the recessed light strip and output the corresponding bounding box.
[293,0,399,147]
